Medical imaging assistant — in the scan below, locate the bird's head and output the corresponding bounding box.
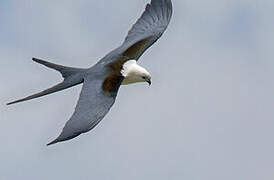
[140,70,151,86]
[121,60,151,86]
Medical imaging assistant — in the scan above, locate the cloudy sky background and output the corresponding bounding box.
[1,0,274,179]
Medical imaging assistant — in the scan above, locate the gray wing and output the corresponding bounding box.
[100,0,172,64]
[47,74,122,145]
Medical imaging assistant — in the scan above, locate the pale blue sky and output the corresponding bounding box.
[1,0,274,179]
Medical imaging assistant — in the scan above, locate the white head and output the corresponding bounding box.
[121,60,151,85]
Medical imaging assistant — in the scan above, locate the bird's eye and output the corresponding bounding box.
[142,76,146,79]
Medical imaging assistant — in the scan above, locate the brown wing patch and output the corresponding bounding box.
[102,56,129,94]
[123,38,152,59]
[102,75,123,94]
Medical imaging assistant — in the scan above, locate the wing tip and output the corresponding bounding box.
[47,132,82,146]
[47,139,59,146]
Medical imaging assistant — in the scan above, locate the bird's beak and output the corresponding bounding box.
[146,79,151,86]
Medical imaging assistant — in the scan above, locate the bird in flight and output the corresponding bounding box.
[7,0,173,145]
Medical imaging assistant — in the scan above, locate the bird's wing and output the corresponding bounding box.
[122,0,173,60]
[47,72,123,145]
[100,0,172,65]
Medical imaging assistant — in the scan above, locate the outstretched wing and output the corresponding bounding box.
[122,0,172,60]
[47,73,123,145]
[100,0,173,65]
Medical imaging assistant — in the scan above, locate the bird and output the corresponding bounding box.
[7,0,173,145]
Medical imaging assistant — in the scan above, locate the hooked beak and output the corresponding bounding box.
[146,79,151,86]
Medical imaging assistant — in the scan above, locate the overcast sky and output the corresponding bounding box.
[1,0,274,179]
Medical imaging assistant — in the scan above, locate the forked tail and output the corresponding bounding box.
[7,58,87,105]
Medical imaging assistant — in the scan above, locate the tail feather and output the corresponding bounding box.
[32,58,85,79]
[7,57,86,105]
[7,81,81,105]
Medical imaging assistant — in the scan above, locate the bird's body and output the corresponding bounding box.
[7,0,173,145]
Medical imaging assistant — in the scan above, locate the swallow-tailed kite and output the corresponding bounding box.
[7,0,173,145]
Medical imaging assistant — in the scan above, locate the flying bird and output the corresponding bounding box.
[7,0,173,145]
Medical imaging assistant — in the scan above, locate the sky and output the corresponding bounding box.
[1,0,274,179]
